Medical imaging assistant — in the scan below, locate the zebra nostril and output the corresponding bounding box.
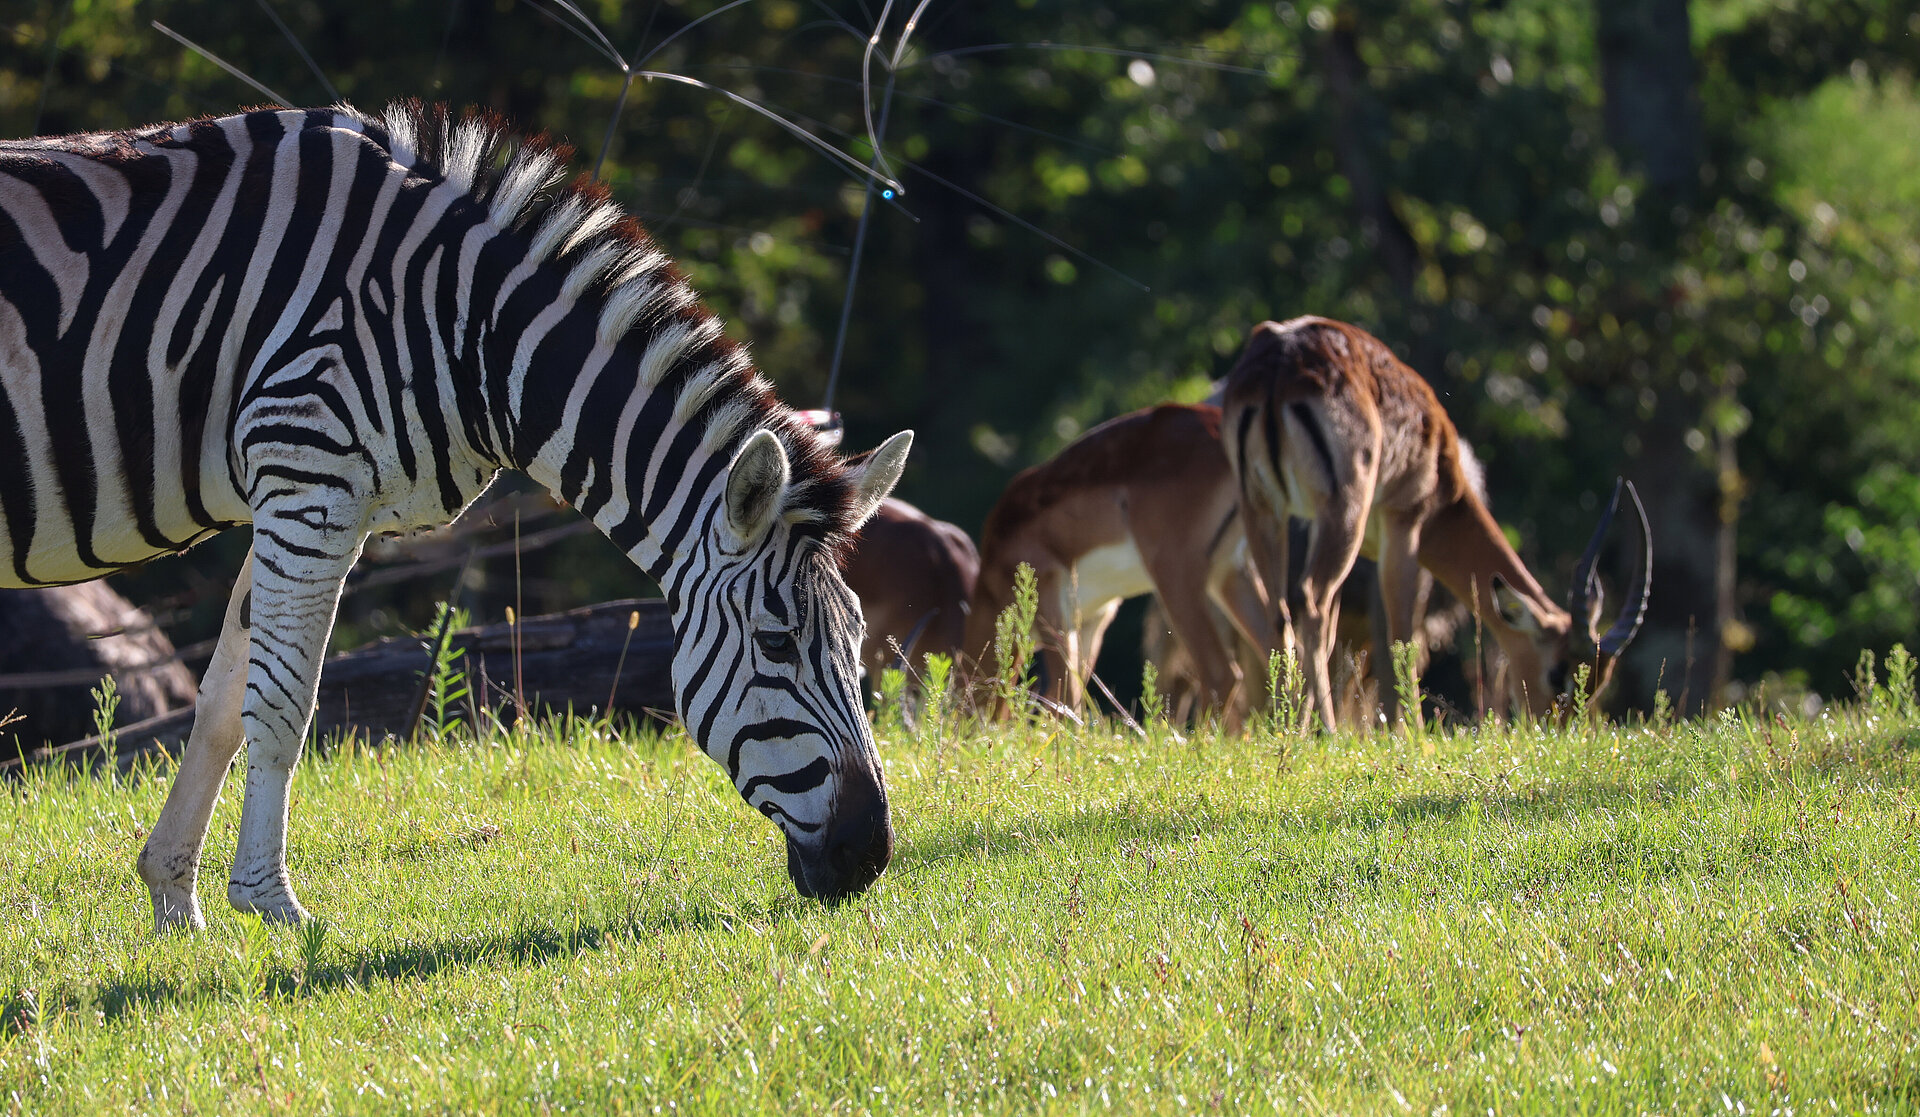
[827,808,892,885]
[829,836,866,875]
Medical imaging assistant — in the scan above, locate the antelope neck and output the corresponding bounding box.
[1418,494,1564,627]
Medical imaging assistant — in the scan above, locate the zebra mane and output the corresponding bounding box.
[337,100,859,548]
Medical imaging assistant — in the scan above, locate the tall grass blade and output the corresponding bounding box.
[520,0,625,68]
[253,0,340,102]
[636,70,905,194]
[150,21,293,108]
[858,0,902,190]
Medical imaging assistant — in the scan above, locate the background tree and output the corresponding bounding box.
[2,0,1916,713]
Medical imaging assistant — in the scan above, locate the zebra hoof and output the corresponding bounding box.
[139,849,205,933]
[227,878,308,925]
[149,891,206,934]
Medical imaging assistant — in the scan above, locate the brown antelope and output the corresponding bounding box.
[796,414,979,681]
[1142,393,1494,726]
[1142,537,1497,726]
[963,403,1277,722]
[842,496,979,678]
[1222,316,1650,729]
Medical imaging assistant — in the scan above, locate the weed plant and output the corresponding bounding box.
[992,563,1039,715]
[87,676,119,780]
[417,601,473,746]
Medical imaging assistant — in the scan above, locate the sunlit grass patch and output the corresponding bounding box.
[2,698,1918,1113]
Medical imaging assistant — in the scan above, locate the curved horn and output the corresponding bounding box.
[1598,480,1652,656]
[1569,477,1623,619]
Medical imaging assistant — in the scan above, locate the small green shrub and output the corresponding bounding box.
[1884,644,1916,719]
[992,562,1039,713]
[1139,660,1164,728]
[89,674,120,777]
[1267,646,1302,736]
[1391,639,1423,734]
[417,601,472,745]
[919,652,953,747]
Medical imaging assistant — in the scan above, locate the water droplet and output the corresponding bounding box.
[881,189,895,200]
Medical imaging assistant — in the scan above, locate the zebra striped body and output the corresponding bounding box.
[0,104,910,929]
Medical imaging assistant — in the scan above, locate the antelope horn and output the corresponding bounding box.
[1569,477,1623,621]
[1598,480,1652,656]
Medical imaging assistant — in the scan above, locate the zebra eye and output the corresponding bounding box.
[755,629,798,664]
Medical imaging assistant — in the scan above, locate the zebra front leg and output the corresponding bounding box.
[137,556,256,932]
[227,526,365,924]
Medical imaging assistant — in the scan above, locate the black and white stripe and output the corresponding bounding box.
[0,103,909,928]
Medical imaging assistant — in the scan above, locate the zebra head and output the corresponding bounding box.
[670,426,912,901]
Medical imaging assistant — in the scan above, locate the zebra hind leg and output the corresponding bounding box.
[137,556,256,932]
[226,518,366,924]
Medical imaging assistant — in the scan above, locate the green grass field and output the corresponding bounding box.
[4,673,1920,1114]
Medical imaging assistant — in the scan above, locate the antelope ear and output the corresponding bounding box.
[723,429,790,546]
[845,430,912,530]
[1490,575,1543,634]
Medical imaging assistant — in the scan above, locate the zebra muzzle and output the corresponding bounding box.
[786,794,893,902]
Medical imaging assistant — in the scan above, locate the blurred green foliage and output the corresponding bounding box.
[1,0,1917,703]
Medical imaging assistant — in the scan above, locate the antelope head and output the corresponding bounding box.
[1489,479,1653,715]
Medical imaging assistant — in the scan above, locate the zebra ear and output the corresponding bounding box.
[845,430,912,530]
[723,429,790,546]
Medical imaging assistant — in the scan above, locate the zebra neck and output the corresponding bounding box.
[490,294,742,586]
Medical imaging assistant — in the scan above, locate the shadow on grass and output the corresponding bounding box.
[94,893,809,1021]
[0,987,48,1040]
[1320,749,1920,834]
[890,742,1920,912]
[895,718,1920,876]
[890,775,1682,875]
[892,797,1275,874]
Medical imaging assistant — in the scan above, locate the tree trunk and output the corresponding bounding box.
[1322,9,1446,394]
[1626,401,1731,714]
[1597,0,1703,199]
[1598,0,1729,713]
[913,7,997,521]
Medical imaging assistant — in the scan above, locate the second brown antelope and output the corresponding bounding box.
[1222,316,1650,729]
[963,403,1276,723]
[843,497,980,679]
[798,414,978,681]
[1144,435,1497,726]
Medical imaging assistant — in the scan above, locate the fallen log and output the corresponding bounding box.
[3,599,675,774]
[0,582,199,760]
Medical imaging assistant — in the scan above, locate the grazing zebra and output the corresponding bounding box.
[0,102,911,931]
